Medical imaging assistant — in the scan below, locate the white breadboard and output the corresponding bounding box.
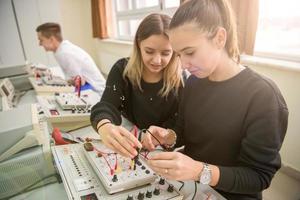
[83,142,157,194]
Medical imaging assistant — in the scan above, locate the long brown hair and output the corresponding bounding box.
[170,0,240,63]
[123,13,183,97]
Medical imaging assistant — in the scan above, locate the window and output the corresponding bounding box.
[254,0,300,62]
[113,0,180,40]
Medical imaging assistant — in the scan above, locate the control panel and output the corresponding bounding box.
[52,144,183,200]
[55,93,91,110]
[83,142,156,194]
[36,90,100,123]
[28,77,74,95]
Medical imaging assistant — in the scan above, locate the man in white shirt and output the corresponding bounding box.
[36,22,105,94]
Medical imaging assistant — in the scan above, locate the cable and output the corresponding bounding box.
[191,181,197,200]
[92,145,117,175]
[140,129,164,148]
[65,124,91,133]
[178,180,185,191]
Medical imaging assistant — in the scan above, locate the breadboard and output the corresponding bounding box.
[83,142,157,194]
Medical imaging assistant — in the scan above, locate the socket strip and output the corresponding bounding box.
[52,143,183,200]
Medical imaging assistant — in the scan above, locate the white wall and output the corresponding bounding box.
[1,0,99,69]
[95,41,300,172]
[0,0,26,67]
[59,0,99,65]
[95,40,132,75]
[13,0,61,66]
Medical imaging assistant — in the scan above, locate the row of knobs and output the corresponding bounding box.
[126,187,160,200]
[127,178,174,199]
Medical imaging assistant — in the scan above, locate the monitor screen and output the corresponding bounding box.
[1,85,10,97]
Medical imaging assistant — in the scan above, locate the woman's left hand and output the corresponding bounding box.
[147,152,203,181]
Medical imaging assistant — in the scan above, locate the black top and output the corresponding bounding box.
[91,58,183,130]
[174,67,288,200]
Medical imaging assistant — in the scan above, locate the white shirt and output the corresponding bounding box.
[54,40,105,94]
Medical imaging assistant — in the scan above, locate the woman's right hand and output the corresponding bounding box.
[97,120,142,158]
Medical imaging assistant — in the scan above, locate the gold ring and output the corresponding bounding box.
[164,169,168,174]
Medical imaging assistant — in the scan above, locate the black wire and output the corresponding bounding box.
[191,181,197,200]
[65,124,91,133]
[140,129,165,148]
[178,180,185,191]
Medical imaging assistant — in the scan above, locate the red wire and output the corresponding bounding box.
[92,145,116,175]
[102,154,114,175]
[131,125,138,138]
[74,75,81,97]
[139,151,149,160]
[114,154,118,170]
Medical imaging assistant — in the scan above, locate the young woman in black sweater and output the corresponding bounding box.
[142,0,289,199]
[90,13,184,158]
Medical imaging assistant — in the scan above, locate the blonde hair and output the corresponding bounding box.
[123,13,183,97]
[170,0,240,63]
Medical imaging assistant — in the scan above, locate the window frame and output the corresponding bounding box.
[253,0,300,63]
[114,0,178,40]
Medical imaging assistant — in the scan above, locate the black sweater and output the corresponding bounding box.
[91,58,182,130]
[174,67,288,200]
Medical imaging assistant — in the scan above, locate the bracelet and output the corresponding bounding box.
[96,121,111,133]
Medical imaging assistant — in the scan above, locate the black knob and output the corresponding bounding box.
[112,174,118,182]
[167,184,174,192]
[146,190,152,198]
[136,160,142,166]
[127,194,134,200]
[145,170,150,174]
[72,108,75,113]
[159,178,165,185]
[153,187,160,195]
[137,192,144,200]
